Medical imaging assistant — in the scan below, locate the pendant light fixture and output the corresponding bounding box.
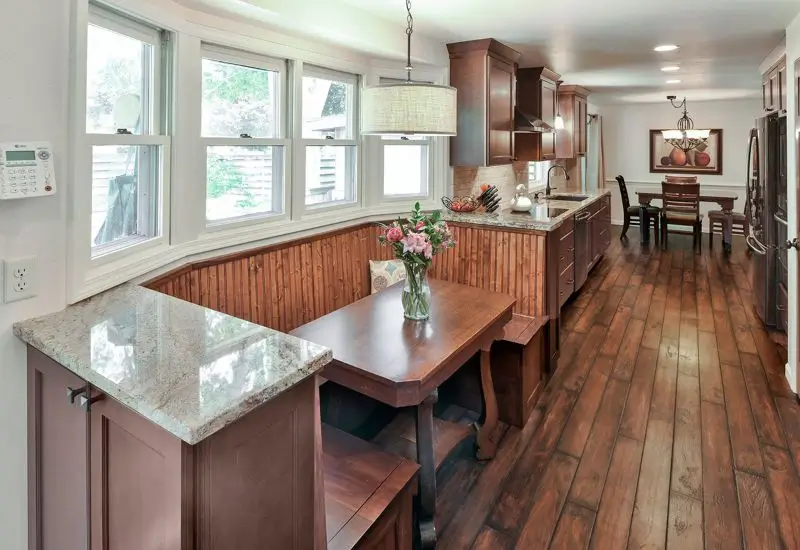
[661,95,710,153]
[361,0,457,136]
[554,79,565,130]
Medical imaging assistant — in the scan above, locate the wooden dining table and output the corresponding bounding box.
[290,278,514,548]
[636,188,739,252]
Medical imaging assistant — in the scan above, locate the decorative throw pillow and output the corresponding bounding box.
[369,259,407,294]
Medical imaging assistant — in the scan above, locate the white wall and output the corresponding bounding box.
[0,0,70,547]
[602,98,762,229]
[785,13,800,392]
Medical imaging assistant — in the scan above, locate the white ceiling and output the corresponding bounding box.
[176,0,799,105]
[337,0,799,104]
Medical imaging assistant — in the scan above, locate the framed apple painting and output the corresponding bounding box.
[649,129,723,175]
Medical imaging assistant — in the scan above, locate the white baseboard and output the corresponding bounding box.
[786,363,797,394]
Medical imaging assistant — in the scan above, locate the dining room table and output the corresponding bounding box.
[636,188,740,252]
[290,277,515,549]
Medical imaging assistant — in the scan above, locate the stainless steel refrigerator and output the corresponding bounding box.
[746,113,787,329]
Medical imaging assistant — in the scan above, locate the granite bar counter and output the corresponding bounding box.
[16,283,331,549]
[441,188,612,232]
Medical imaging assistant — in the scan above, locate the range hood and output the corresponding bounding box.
[514,107,555,133]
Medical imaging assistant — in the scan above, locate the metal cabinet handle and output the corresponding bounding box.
[786,238,799,250]
[78,393,105,412]
[575,212,591,221]
[66,385,88,404]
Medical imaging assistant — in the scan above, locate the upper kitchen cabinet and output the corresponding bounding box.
[515,67,560,162]
[555,85,591,159]
[448,39,522,167]
[762,55,787,114]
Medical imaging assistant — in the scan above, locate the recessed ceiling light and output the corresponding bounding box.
[666,79,681,84]
[654,44,679,52]
[661,66,680,72]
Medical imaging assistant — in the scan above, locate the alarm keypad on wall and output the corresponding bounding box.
[0,142,57,200]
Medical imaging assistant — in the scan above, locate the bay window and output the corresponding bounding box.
[86,6,170,258]
[302,66,358,206]
[201,46,288,224]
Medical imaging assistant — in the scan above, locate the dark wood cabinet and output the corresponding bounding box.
[762,56,787,114]
[557,217,575,308]
[555,85,590,159]
[28,348,320,550]
[515,67,560,162]
[447,39,521,166]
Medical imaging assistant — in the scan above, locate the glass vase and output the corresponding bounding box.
[401,262,431,320]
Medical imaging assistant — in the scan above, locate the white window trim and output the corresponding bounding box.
[200,44,290,228]
[71,3,173,294]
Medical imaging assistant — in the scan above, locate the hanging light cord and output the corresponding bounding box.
[405,0,414,82]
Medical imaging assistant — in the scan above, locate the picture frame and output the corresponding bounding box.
[649,128,723,175]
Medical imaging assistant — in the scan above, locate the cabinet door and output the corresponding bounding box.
[577,96,588,155]
[768,70,778,112]
[487,55,515,165]
[778,61,787,114]
[89,390,185,550]
[28,348,89,550]
[540,79,557,159]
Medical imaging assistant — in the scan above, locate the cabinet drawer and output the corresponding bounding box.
[559,263,575,308]
[559,231,575,273]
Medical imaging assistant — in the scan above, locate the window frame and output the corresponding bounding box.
[84,4,171,262]
[200,44,290,228]
[299,64,360,212]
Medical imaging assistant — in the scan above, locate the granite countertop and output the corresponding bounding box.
[14,284,332,444]
[442,188,612,231]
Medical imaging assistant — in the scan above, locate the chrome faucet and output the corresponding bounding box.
[546,165,570,196]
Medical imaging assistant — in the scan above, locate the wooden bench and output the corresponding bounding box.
[322,424,418,550]
[441,313,548,428]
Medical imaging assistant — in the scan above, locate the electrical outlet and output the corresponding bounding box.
[4,256,37,303]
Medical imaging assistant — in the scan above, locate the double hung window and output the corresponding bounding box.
[302,66,358,206]
[86,6,169,258]
[201,46,288,224]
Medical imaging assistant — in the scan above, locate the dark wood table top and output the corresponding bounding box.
[291,278,515,407]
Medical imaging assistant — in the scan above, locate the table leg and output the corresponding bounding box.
[722,211,733,253]
[476,346,500,461]
[639,205,650,245]
[415,389,438,549]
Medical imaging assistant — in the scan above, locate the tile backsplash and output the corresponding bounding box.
[452,162,529,205]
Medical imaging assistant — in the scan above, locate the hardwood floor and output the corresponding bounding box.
[436,227,799,550]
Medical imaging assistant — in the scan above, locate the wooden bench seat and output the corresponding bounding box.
[323,424,418,550]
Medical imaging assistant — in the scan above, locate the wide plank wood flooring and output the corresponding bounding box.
[436,228,799,550]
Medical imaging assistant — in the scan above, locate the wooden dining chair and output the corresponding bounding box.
[615,175,660,240]
[661,181,703,249]
[664,175,698,183]
[708,210,746,247]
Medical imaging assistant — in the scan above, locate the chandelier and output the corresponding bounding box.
[661,95,710,153]
[361,0,457,136]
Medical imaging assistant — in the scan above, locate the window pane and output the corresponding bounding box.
[91,145,160,253]
[202,59,279,138]
[302,75,354,139]
[206,146,283,221]
[384,145,428,196]
[305,145,356,205]
[86,24,153,134]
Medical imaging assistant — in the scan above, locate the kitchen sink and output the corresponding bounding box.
[546,194,589,202]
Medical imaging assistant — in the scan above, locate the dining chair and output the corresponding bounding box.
[664,175,698,183]
[661,181,703,249]
[707,210,746,248]
[615,175,660,240]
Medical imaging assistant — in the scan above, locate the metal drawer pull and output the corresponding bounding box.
[746,235,768,256]
[66,385,88,404]
[78,393,105,412]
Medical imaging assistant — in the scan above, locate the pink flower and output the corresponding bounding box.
[385,226,403,243]
[401,231,430,255]
[423,242,433,259]
[416,221,426,230]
